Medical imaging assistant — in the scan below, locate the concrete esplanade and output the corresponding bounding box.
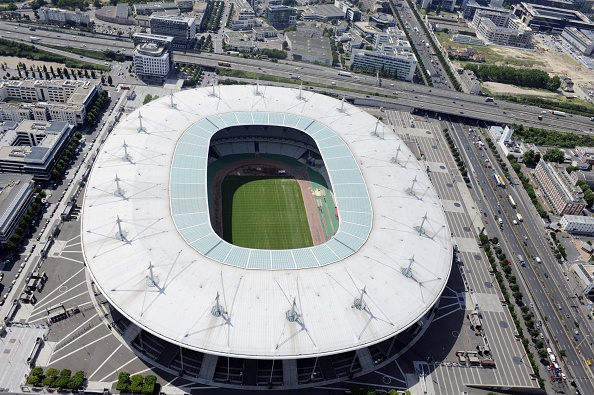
[81,85,452,388]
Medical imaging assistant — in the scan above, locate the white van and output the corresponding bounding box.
[535,257,542,263]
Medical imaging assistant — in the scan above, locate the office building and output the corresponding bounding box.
[231,0,257,31]
[149,15,196,48]
[133,34,174,83]
[561,27,594,55]
[512,3,594,33]
[335,0,361,21]
[560,215,594,234]
[37,6,91,26]
[534,159,586,215]
[352,49,417,81]
[0,120,74,181]
[351,27,417,81]
[369,13,396,31]
[301,4,345,22]
[252,26,278,41]
[0,174,34,245]
[134,2,180,15]
[285,31,333,65]
[266,5,297,29]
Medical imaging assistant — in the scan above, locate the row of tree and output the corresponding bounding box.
[200,1,224,33]
[512,124,594,148]
[116,372,157,394]
[27,368,85,389]
[85,90,109,126]
[16,63,97,80]
[464,64,561,91]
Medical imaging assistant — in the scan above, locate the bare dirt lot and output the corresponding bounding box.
[482,81,559,97]
[437,32,594,98]
[0,56,69,71]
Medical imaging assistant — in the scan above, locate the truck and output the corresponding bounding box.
[517,254,526,267]
[516,213,523,222]
[29,36,41,42]
[508,195,516,208]
[291,75,301,80]
[549,110,566,116]
[338,71,352,77]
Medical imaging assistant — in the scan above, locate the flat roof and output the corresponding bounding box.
[82,86,452,359]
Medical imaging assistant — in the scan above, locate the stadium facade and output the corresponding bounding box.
[81,85,453,389]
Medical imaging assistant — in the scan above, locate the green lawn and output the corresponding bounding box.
[222,176,313,249]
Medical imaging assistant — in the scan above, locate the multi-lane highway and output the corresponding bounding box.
[447,120,594,394]
[395,0,454,90]
[1,22,593,135]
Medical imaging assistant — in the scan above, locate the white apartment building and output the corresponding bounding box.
[534,159,586,215]
[38,6,91,25]
[0,79,101,126]
[0,102,85,126]
[472,10,532,48]
[560,215,594,234]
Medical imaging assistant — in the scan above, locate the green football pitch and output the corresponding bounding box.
[221,176,313,249]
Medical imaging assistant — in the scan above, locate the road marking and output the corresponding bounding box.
[88,344,123,380]
[98,355,137,382]
[50,332,112,365]
[30,287,88,316]
[32,267,85,306]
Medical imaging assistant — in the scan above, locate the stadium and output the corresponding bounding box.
[81,85,453,389]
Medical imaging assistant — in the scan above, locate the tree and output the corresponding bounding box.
[522,149,539,165]
[543,148,565,163]
[107,75,112,85]
[547,75,561,91]
[31,367,44,377]
[27,376,41,386]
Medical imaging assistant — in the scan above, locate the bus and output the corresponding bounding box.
[508,195,516,208]
[218,61,232,67]
[498,175,506,188]
[493,173,506,187]
[338,71,352,77]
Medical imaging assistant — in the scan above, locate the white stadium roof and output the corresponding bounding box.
[82,85,452,359]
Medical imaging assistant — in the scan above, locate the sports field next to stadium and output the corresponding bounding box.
[221,176,313,249]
